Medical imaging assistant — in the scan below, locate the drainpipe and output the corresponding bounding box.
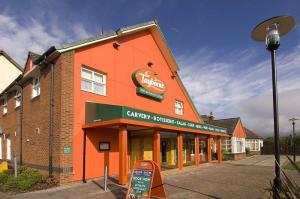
[82,128,87,183]
[19,85,23,166]
[49,63,54,177]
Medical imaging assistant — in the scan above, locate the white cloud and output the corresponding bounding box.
[178,45,300,136]
[0,13,91,66]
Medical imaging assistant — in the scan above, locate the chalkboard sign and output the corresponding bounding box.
[126,160,166,199]
[127,169,153,199]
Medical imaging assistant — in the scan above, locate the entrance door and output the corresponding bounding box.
[6,137,11,160]
[129,134,153,169]
[130,137,143,168]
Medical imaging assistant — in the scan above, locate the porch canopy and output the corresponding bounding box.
[83,102,228,136]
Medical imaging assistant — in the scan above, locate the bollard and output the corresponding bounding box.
[104,164,108,191]
[14,150,17,177]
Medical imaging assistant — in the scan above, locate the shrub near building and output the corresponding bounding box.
[0,167,48,192]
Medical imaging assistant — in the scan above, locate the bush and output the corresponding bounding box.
[0,167,45,192]
[0,169,14,185]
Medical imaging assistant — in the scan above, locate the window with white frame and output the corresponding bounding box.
[32,77,40,98]
[222,138,232,152]
[246,139,261,151]
[81,67,106,96]
[15,90,21,108]
[175,100,183,115]
[3,97,7,115]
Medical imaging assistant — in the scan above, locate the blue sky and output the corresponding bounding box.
[1,0,300,136]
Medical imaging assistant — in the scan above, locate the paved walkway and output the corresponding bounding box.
[2,155,300,199]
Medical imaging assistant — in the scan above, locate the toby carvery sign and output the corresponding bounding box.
[132,68,166,100]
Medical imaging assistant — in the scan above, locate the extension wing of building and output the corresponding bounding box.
[202,115,247,160]
[244,127,263,154]
[0,21,229,185]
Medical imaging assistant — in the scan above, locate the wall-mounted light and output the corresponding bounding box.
[147,62,154,67]
[113,42,120,49]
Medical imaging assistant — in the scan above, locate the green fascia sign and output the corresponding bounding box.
[136,87,164,101]
[85,102,227,134]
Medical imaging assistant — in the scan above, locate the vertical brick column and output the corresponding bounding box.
[153,130,160,168]
[177,132,183,170]
[217,136,222,164]
[119,125,128,185]
[195,134,199,167]
[207,135,212,163]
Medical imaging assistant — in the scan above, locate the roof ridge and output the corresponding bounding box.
[213,117,240,121]
[56,20,156,51]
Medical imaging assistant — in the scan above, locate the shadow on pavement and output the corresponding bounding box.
[108,184,127,199]
[164,183,221,199]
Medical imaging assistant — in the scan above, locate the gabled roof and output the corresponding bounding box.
[28,51,41,63]
[55,20,179,71]
[0,50,23,72]
[206,117,240,135]
[244,127,263,139]
[34,20,205,123]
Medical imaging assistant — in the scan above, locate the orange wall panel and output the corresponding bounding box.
[72,30,201,180]
[233,120,246,138]
[85,128,119,179]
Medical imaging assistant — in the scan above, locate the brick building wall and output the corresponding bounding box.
[0,50,75,184]
[52,51,74,183]
[0,90,21,163]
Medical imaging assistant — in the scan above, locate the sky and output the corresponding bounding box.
[0,0,300,137]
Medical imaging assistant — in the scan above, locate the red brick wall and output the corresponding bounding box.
[0,50,75,184]
[0,90,21,163]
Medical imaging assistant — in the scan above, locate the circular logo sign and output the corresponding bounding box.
[132,68,166,95]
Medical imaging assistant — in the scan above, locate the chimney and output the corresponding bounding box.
[208,112,215,123]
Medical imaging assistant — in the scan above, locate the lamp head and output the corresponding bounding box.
[251,16,296,51]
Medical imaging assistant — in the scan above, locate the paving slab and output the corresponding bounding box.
[1,155,300,199]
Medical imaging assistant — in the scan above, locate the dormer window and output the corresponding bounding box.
[32,77,40,98]
[3,97,7,115]
[15,90,21,108]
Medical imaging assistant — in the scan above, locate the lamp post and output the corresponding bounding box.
[251,16,296,198]
[289,118,298,162]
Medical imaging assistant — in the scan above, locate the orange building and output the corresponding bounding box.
[0,21,229,185]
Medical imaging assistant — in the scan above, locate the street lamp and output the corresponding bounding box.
[289,118,298,162]
[251,16,296,198]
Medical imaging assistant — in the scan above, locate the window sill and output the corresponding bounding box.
[31,95,40,102]
[15,106,21,110]
[81,89,106,97]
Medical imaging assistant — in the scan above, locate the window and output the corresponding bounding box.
[15,90,21,108]
[32,77,40,98]
[175,100,183,115]
[81,67,106,96]
[3,97,7,115]
[222,139,232,152]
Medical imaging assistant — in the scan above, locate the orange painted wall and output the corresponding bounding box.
[85,128,119,179]
[233,120,245,138]
[72,30,201,180]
